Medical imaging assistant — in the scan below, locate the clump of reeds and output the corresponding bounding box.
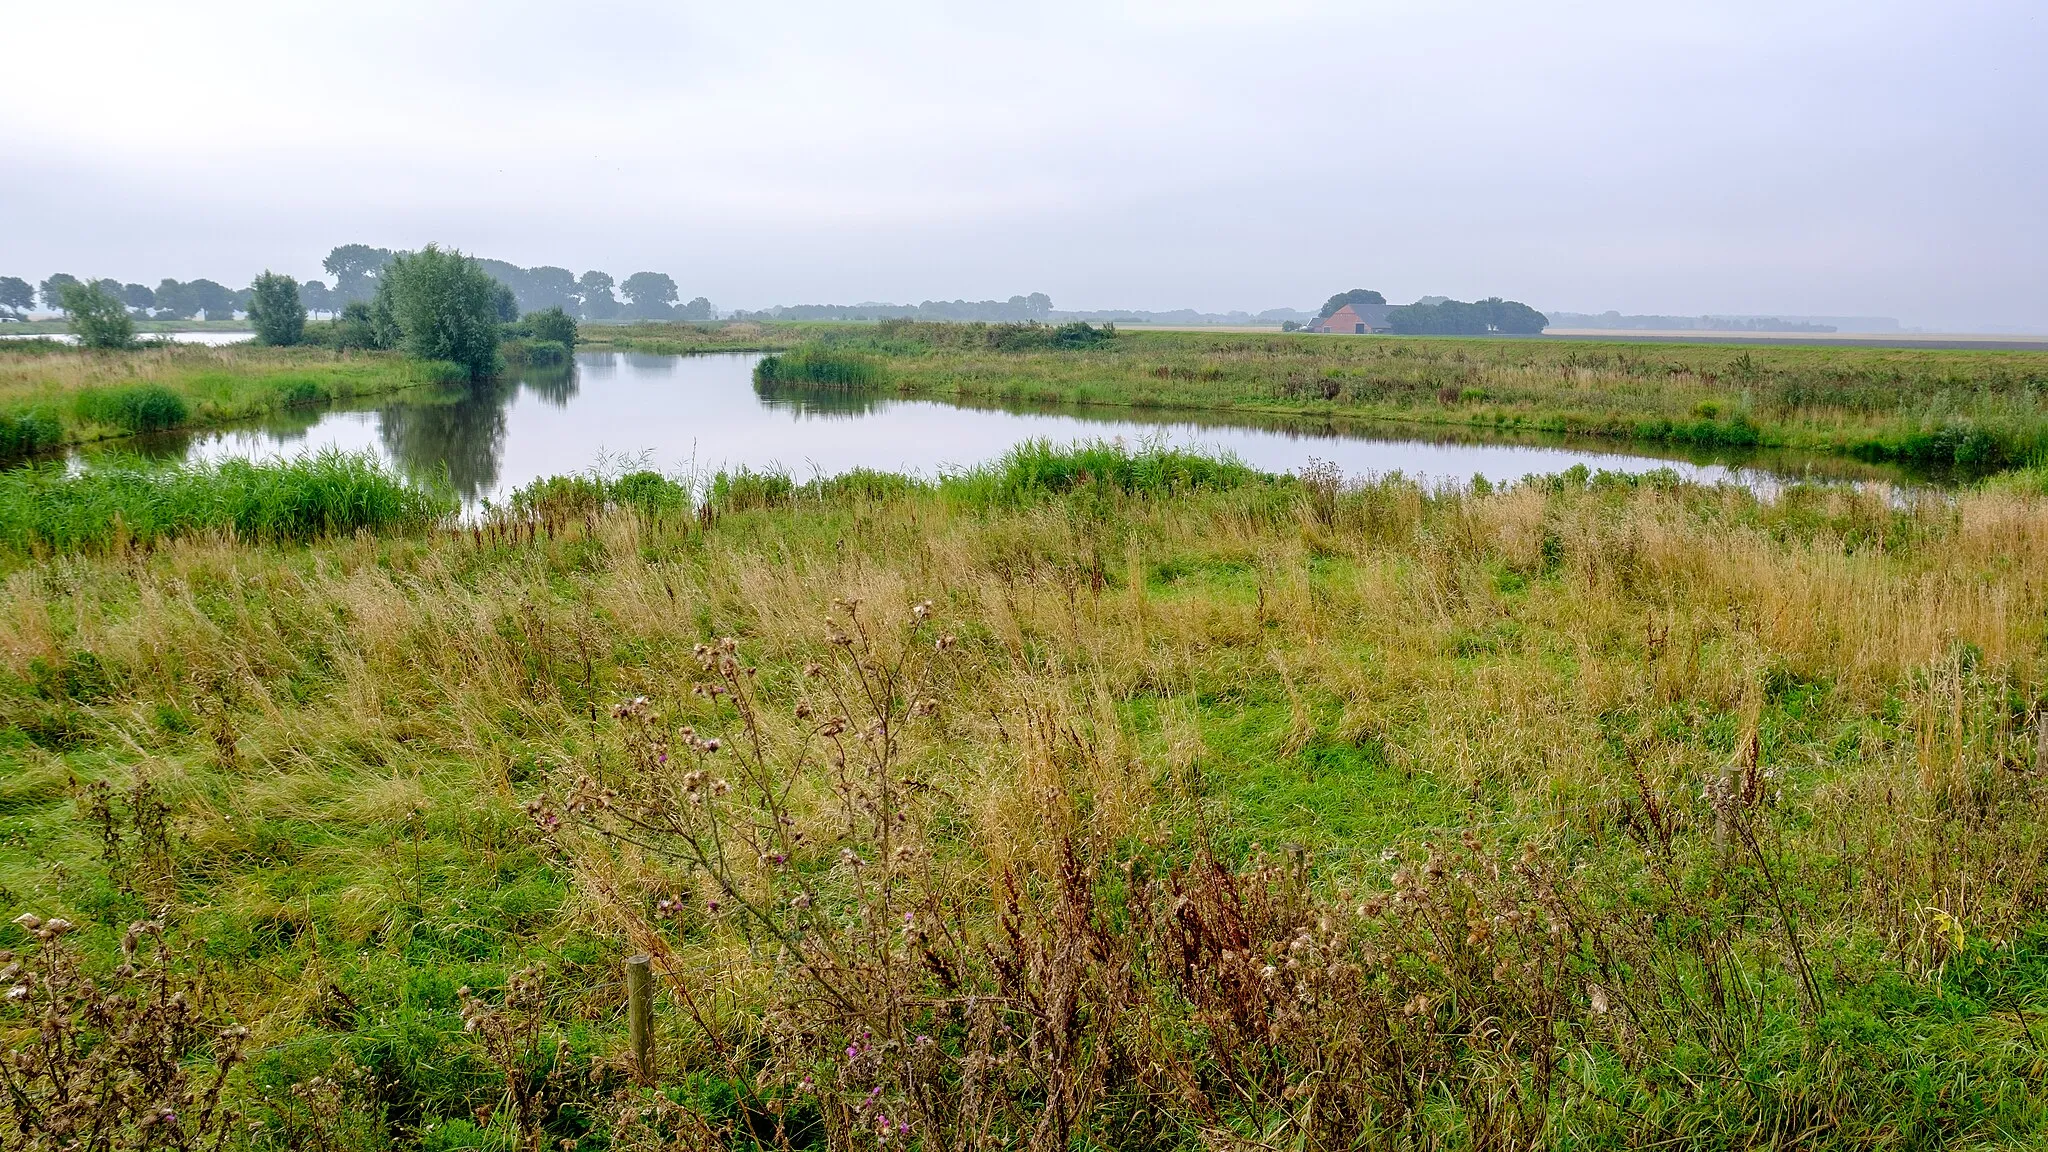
[0,451,451,553]
[754,344,888,391]
[952,438,1261,504]
[74,383,190,434]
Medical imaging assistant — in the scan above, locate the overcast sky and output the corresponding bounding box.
[6,0,2043,328]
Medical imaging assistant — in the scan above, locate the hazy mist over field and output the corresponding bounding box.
[5,0,2043,330]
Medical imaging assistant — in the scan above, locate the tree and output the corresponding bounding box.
[300,279,337,318]
[376,244,504,380]
[1481,297,1549,334]
[57,280,135,349]
[576,271,617,320]
[525,266,580,313]
[619,272,679,319]
[492,281,519,323]
[1319,288,1386,319]
[246,271,306,346]
[0,277,32,318]
[39,274,82,312]
[152,280,196,320]
[676,296,714,322]
[185,279,237,321]
[322,244,395,301]
[120,283,155,313]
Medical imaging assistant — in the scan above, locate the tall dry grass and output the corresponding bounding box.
[1,456,2046,1146]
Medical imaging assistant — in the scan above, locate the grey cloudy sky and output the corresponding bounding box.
[7,0,2044,328]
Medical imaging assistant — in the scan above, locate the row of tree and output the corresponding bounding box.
[45,248,579,382]
[0,275,251,321]
[1,247,712,325]
[319,245,711,322]
[1387,297,1548,335]
[734,294,1055,323]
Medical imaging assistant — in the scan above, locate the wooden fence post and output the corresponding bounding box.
[626,953,654,1084]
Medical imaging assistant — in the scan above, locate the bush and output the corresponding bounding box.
[75,384,190,434]
[521,307,578,349]
[329,300,391,351]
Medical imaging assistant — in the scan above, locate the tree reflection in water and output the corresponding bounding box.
[377,362,578,499]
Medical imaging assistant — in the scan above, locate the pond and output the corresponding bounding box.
[134,351,1914,504]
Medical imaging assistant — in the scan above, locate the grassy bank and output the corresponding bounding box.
[772,323,2048,472]
[0,342,458,460]
[3,444,2048,1147]
[576,319,851,355]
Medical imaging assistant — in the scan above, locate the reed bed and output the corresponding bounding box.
[1,445,2046,1148]
[0,452,452,552]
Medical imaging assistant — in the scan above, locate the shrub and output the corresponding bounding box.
[75,383,190,433]
[521,307,578,349]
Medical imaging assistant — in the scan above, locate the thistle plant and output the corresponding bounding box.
[0,916,245,1152]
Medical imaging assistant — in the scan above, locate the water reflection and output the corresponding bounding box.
[160,351,1929,505]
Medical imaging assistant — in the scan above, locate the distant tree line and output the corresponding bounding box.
[2,246,711,327]
[735,294,1054,323]
[1387,297,1548,335]
[40,248,578,377]
[316,245,711,323]
[0,274,249,321]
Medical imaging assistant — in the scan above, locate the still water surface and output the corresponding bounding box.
[149,351,1907,504]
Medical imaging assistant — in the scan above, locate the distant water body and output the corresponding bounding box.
[114,351,1922,506]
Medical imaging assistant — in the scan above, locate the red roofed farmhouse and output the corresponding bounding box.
[1312,302,1391,333]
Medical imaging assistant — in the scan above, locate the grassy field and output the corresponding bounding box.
[2,444,2047,1148]
[759,323,2048,474]
[0,342,454,461]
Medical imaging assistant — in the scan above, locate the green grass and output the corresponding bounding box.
[0,452,453,552]
[763,323,2048,473]
[0,344,462,462]
[4,446,2048,1147]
